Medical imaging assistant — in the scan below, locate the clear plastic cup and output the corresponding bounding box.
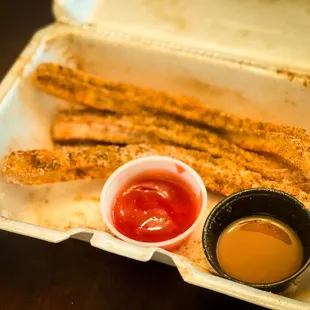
[100,156,208,250]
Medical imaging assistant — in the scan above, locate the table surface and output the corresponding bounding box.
[0,1,267,309]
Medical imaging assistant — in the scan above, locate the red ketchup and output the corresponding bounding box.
[112,171,199,243]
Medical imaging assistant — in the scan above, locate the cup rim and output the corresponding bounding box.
[202,187,310,289]
[100,155,208,249]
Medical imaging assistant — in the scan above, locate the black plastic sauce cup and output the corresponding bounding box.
[202,188,310,293]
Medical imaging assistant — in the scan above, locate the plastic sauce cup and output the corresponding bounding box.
[100,156,207,251]
[202,188,310,293]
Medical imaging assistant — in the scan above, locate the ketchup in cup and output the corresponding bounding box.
[100,156,208,250]
[113,171,198,243]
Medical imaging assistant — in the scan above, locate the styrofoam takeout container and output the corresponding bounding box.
[100,156,208,250]
[0,0,310,309]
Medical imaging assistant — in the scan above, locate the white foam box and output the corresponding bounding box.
[0,1,309,309]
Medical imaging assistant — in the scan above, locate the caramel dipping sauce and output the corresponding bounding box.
[216,216,303,284]
[202,188,310,292]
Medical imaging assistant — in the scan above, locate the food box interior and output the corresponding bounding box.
[0,0,310,309]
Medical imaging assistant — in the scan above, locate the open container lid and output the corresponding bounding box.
[54,0,310,73]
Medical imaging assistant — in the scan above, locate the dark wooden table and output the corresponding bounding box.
[0,1,267,309]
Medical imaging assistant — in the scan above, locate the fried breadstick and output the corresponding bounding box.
[52,110,310,191]
[33,63,310,178]
[3,144,310,209]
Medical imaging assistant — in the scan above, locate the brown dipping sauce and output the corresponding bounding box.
[216,216,303,284]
